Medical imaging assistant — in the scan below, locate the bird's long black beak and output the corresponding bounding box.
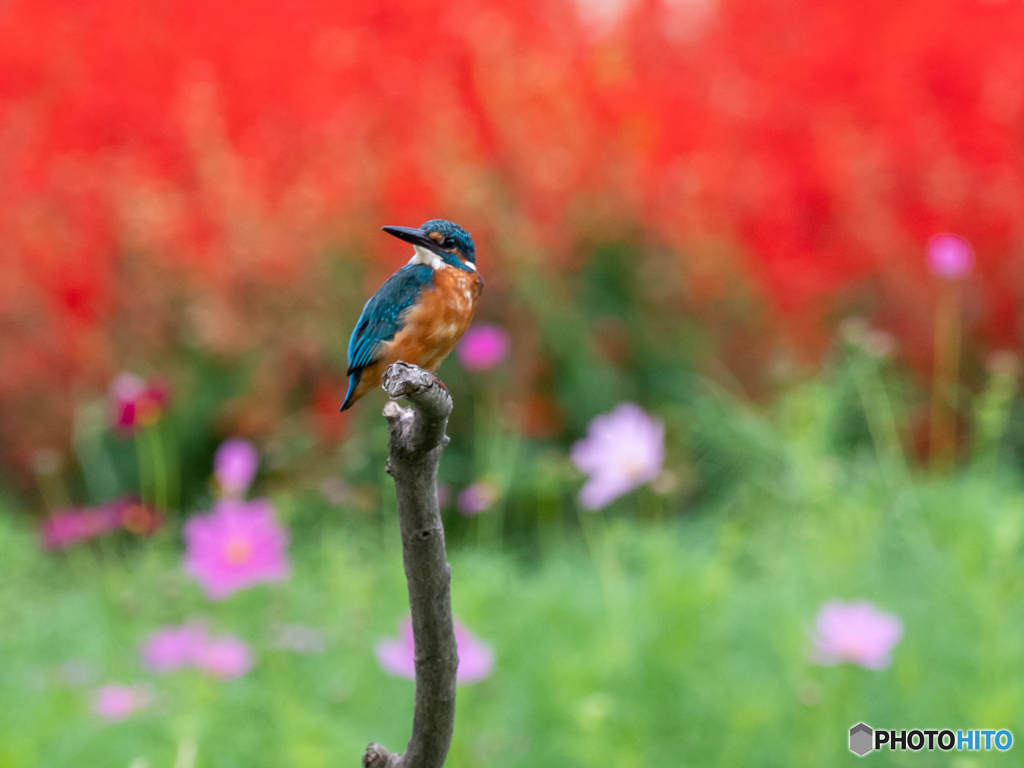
[382,225,442,254]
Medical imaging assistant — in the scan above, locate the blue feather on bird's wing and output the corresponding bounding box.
[347,264,434,373]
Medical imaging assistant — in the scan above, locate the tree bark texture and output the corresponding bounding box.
[362,362,458,768]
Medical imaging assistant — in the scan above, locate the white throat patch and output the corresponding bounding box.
[409,245,444,271]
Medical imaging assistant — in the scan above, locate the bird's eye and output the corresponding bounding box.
[443,237,456,249]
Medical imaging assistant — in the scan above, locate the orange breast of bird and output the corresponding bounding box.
[352,266,483,401]
[390,265,483,370]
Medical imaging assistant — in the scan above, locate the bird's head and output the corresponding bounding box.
[382,219,477,272]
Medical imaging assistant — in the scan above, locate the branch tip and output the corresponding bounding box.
[382,361,435,399]
[363,743,401,768]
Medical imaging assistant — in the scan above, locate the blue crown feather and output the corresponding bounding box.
[421,219,476,262]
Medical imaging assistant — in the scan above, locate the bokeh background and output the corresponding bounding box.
[3,0,1024,765]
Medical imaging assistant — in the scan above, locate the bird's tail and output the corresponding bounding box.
[340,371,362,412]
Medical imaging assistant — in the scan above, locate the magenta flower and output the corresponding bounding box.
[92,684,152,722]
[571,403,665,510]
[927,234,974,278]
[456,324,509,371]
[141,622,253,678]
[39,499,162,549]
[811,600,904,670]
[141,622,209,672]
[214,439,259,498]
[109,373,168,433]
[196,636,253,679]
[376,616,494,684]
[456,482,497,516]
[39,498,136,549]
[182,499,290,600]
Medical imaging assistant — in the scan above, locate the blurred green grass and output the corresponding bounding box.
[3,377,1024,767]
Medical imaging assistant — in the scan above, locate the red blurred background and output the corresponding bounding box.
[2,0,1023,476]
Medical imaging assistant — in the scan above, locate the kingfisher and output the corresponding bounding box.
[340,219,483,411]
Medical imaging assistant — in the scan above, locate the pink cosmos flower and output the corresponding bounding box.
[141,621,254,678]
[92,684,152,722]
[457,482,497,516]
[196,636,253,678]
[926,234,974,278]
[811,600,904,670]
[214,438,259,498]
[141,621,208,672]
[110,373,168,433]
[456,324,510,371]
[571,403,665,510]
[375,616,494,684]
[40,504,124,549]
[39,499,163,549]
[182,499,290,600]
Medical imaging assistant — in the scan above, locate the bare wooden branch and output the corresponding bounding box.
[363,362,458,768]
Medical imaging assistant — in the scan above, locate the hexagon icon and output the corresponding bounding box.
[849,723,874,756]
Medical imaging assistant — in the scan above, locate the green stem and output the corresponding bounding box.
[971,366,1018,475]
[473,386,488,478]
[488,432,523,550]
[848,354,907,482]
[163,420,181,512]
[473,381,521,550]
[930,281,961,469]
[848,351,936,563]
[145,423,168,511]
[72,402,119,503]
[536,466,564,560]
[134,431,152,506]
[576,506,629,641]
